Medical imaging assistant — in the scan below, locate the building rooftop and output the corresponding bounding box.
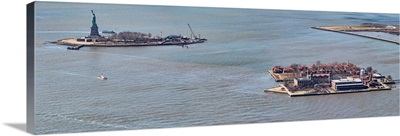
[296,78,311,81]
[336,83,366,87]
[312,73,330,77]
[332,78,362,83]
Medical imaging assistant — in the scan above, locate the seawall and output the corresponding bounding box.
[265,85,392,97]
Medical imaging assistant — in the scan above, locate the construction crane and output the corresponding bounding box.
[187,24,198,39]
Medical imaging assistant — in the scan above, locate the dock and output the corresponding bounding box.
[311,26,400,45]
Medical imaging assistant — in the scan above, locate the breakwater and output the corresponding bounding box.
[311,26,399,45]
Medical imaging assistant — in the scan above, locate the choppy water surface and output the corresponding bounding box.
[34,2,399,134]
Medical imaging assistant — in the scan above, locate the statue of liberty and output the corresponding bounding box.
[91,10,97,27]
[89,10,100,37]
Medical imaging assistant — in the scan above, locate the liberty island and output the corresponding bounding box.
[56,10,207,48]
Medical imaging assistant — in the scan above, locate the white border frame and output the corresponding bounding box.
[1,0,399,136]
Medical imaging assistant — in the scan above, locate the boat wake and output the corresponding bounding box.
[76,50,156,60]
[59,71,97,79]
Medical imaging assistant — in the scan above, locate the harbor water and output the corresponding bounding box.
[34,2,399,134]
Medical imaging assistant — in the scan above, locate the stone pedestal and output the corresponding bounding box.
[90,26,100,37]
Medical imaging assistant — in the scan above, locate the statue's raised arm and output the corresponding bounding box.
[91,10,97,27]
[91,10,95,17]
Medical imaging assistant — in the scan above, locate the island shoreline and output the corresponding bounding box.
[265,61,396,97]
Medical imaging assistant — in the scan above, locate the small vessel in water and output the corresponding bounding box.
[67,45,84,50]
[102,30,116,34]
[97,73,108,80]
[67,46,79,50]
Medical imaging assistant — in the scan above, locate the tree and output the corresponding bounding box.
[366,66,373,73]
[110,33,117,39]
[117,32,127,42]
[387,75,392,80]
[311,64,317,70]
[284,81,289,87]
[291,63,300,72]
[114,31,153,42]
[316,60,321,66]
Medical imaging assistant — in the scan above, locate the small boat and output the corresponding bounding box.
[67,46,79,50]
[102,30,116,34]
[67,45,85,50]
[97,73,108,80]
